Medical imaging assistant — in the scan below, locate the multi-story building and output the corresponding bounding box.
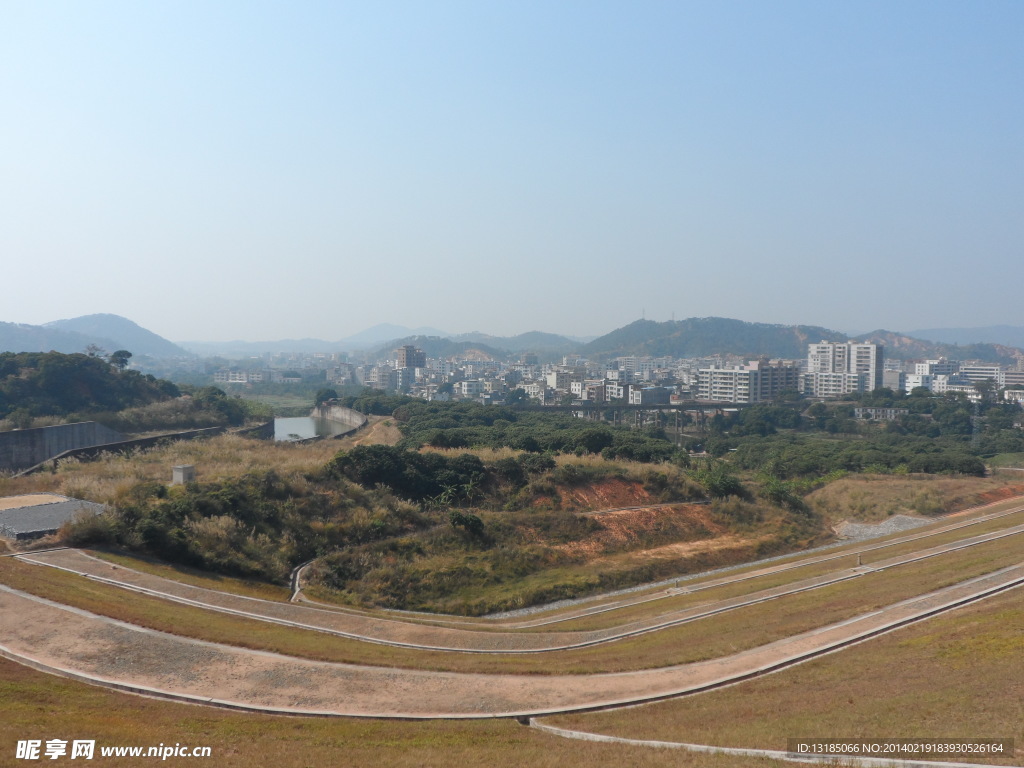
[545,370,574,391]
[396,345,427,369]
[697,360,801,403]
[904,373,934,393]
[460,379,484,397]
[854,407,909,421]
[804,341,883,397]
[959,364,1002,383]
[629,386,671,405]
[915,358,960,377]
[999,370,1024,388]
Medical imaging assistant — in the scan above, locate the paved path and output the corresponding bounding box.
[300,502,1024,629]
[16,518,1024,653]
[0,565,1021,718]
[530,721,1021,768]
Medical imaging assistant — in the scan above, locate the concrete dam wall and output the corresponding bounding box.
[0,422,125,473]
[312,404,368,437]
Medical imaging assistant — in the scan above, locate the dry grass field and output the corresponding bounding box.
[3,518,1021,676]
[807,473,1024,523]
[0,655,793,768]
[545,587,1024,766]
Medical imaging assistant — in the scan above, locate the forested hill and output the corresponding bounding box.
[373,336,506,361]
[857,330,1022,365]
[1,314,191,358]
[0,351,179,420]
[584,318,1024,363]
[584,318,847,359]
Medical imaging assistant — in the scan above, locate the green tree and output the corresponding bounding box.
[315,388,339,406]
[109,350,132,371]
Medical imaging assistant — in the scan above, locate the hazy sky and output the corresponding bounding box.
[2,1,1022,342]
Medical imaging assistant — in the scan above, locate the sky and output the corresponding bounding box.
[2,1,1022,342]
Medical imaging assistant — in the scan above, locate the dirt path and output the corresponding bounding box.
[17,518,1024,653]
[1,565,1021,718]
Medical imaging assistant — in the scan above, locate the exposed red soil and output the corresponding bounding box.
[560,478,654,510]
[974,484,1024,505]
[557,504,724,559]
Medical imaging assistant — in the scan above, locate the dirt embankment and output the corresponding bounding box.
[560,478,656,510]
[558,503,726,559]
[807,474,1024,524]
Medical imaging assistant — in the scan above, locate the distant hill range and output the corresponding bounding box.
[0,314,192,358]
[583,318,847,358]
[372,330,589,361]
[906,325,1024,349]
[180,323,453,356]
[581,318,1023,365]
[5,314,1020,365]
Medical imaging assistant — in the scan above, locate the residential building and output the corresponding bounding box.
[629,386,671,405]
[959,364,1002,383]
[854,407,909,421]
[396,345,427,369]
[804,340,883,397]
[915,358,960,377]
[697,360,801,403]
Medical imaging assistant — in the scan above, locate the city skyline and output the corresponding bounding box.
[3,1,1022,342]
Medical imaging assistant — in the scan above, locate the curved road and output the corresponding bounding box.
[0,564,1021,718]
[16,518,1024,653]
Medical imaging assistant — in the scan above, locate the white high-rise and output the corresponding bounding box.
[804,341,883,397]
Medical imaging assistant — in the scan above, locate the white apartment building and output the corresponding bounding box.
[915,358,960,376]
[460,379,484,397]
[904,373,934,393]
[697,360,801,403]
[804,341,883,397]
[959,364,1002,383]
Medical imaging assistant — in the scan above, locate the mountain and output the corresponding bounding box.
[371,335,506,361]
[44,314,192,358]
[906,325,1024,349]
[858,330,1021,365]
[449,330,579,353]
[584,318,847,359]
[584,318,1024,364]
[180,338,342,356]
[179,324,452,356]
[342,324,450,348]
[0,321,115,355]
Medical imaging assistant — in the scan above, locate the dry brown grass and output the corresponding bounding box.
[807,473,1024,524]
[338,415,403,448]
[92,550,292,602]
[3,529,1020,677]
[420,445,524,461]
[546,587,1024,766]
[0,434,341,504]
[0,657,791,768]
[554,507,1024,632]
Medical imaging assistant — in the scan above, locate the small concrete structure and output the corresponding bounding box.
[0,494,105,541]
[172,465,196,485]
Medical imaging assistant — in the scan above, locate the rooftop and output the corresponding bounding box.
[0,494,105,541]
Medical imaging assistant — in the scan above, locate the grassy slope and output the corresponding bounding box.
[0,656,783,768]
[546,587,1024,766]
[2,524,1021,676]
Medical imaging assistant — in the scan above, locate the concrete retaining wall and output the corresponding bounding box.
[313,404,368,438]
[15,427,226,476]
[235,421,275,440]
[0,422,125,473]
